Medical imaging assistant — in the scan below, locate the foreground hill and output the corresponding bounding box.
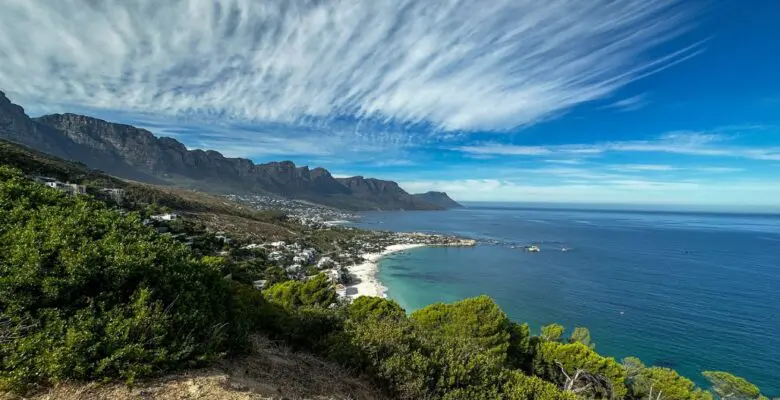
[0,91,445,211]
[25,337,386,400]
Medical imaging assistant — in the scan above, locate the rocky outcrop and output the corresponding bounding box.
[0,92,442,210]
[412,191,463,209]
[336,176,443,210]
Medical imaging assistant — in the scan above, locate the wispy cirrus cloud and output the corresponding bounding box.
[399,178,780,206]
[456,132,780,161]
[0,0,699,133]
[606,93,649,111]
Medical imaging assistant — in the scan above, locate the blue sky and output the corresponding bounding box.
[1,1,779,208]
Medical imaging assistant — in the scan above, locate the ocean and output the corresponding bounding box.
[353,204,780,395]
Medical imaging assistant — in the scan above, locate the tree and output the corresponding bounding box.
[508,321,533,370]
[411,295,513,360]
[264,274,336,311]
[569,327,595,349]
[348,297,406,322]
[623,357,712,400]
[703,371,763,400]
[533,341,627,399]
[0,166,245,390]
[541,324,566,341]
[503,371,579,400]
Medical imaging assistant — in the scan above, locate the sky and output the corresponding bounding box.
[1,0,779,209]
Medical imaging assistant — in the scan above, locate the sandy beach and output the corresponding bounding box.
[344,243,426,300]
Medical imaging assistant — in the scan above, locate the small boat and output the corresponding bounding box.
[525,245,540,252]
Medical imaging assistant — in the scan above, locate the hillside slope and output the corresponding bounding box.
[0,91,440,211]
[412,191,463,209]
[25,337,386,400]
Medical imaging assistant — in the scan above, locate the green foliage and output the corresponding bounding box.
[503,372,579,400]
[541,324,565,341]
[534,341,627,399]
[0,166,254,391]
[623,357,712,400]
[703,371,763,400]
[348,297,406,322]
[332,296,576,400]
[569,327,595,349]
[508,321,532,370]
[264,273,336,311]
[410,295,512,360]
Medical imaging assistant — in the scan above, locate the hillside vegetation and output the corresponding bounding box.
[0,163,774,399]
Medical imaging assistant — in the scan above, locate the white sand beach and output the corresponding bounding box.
[344,244,425,300]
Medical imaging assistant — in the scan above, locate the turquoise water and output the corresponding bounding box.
[355,205,780,395]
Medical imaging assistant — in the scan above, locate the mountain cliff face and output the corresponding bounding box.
[336,177,442,210]
[0,92,441,210]
[412,191,463,209]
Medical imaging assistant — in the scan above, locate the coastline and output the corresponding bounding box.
[344,243,425,300]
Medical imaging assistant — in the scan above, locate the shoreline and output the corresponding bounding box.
[344,243,426,300]
[343,239,476,300]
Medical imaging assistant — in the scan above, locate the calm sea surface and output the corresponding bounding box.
[353,204,780,395]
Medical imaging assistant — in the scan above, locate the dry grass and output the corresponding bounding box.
[9,337,386,400]
[187,212,298,242]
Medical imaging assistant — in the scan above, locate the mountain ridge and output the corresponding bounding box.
[0,91,455,211]
[413,191,463,209]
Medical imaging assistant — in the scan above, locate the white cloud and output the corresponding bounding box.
[694,166,744,173]
[456,132,780,161]
[544,159,584,165]
[0,0,698,132]
[130,118,393,161]
[456,144,552,156]
[606,93,649,111]
[611,164,678,171]
[399,178,780,206]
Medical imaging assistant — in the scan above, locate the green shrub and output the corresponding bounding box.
[0,167,241,390]
[264,273,336,311]
[703,371,764,400]
[410,295,513,361]
[533,341,627,399]
[503,372,579,400]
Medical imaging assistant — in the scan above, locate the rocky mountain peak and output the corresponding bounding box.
[0,91,445,211]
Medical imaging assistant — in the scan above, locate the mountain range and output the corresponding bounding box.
[0,91,461,210]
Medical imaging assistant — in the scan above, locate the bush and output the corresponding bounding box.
[264,273,336,311]
[410,295,513,360]
[0,167,243,390]
[533,341,627,399]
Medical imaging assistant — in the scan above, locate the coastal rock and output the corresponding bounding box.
[412,191,463,209]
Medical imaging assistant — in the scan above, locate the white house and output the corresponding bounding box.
[151,213,178,221]
[317,257,336,269]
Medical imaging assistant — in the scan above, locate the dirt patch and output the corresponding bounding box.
[8,337,386,400]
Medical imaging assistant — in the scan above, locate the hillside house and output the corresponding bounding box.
[151,213,178,221]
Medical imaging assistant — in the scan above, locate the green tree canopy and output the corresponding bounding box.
[264,273,336,310]
[410,295,513,360]
[348,296,406,322]
[541,324,566,342]
[703,371,763,400]
[623,357,712,400]
[0,166,243,390]
[569,327,595,349]
[534,341,627,399]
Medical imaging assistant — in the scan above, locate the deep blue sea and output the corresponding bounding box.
[353,204,780,395]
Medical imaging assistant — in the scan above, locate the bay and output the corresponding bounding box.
[354,204,780,395]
